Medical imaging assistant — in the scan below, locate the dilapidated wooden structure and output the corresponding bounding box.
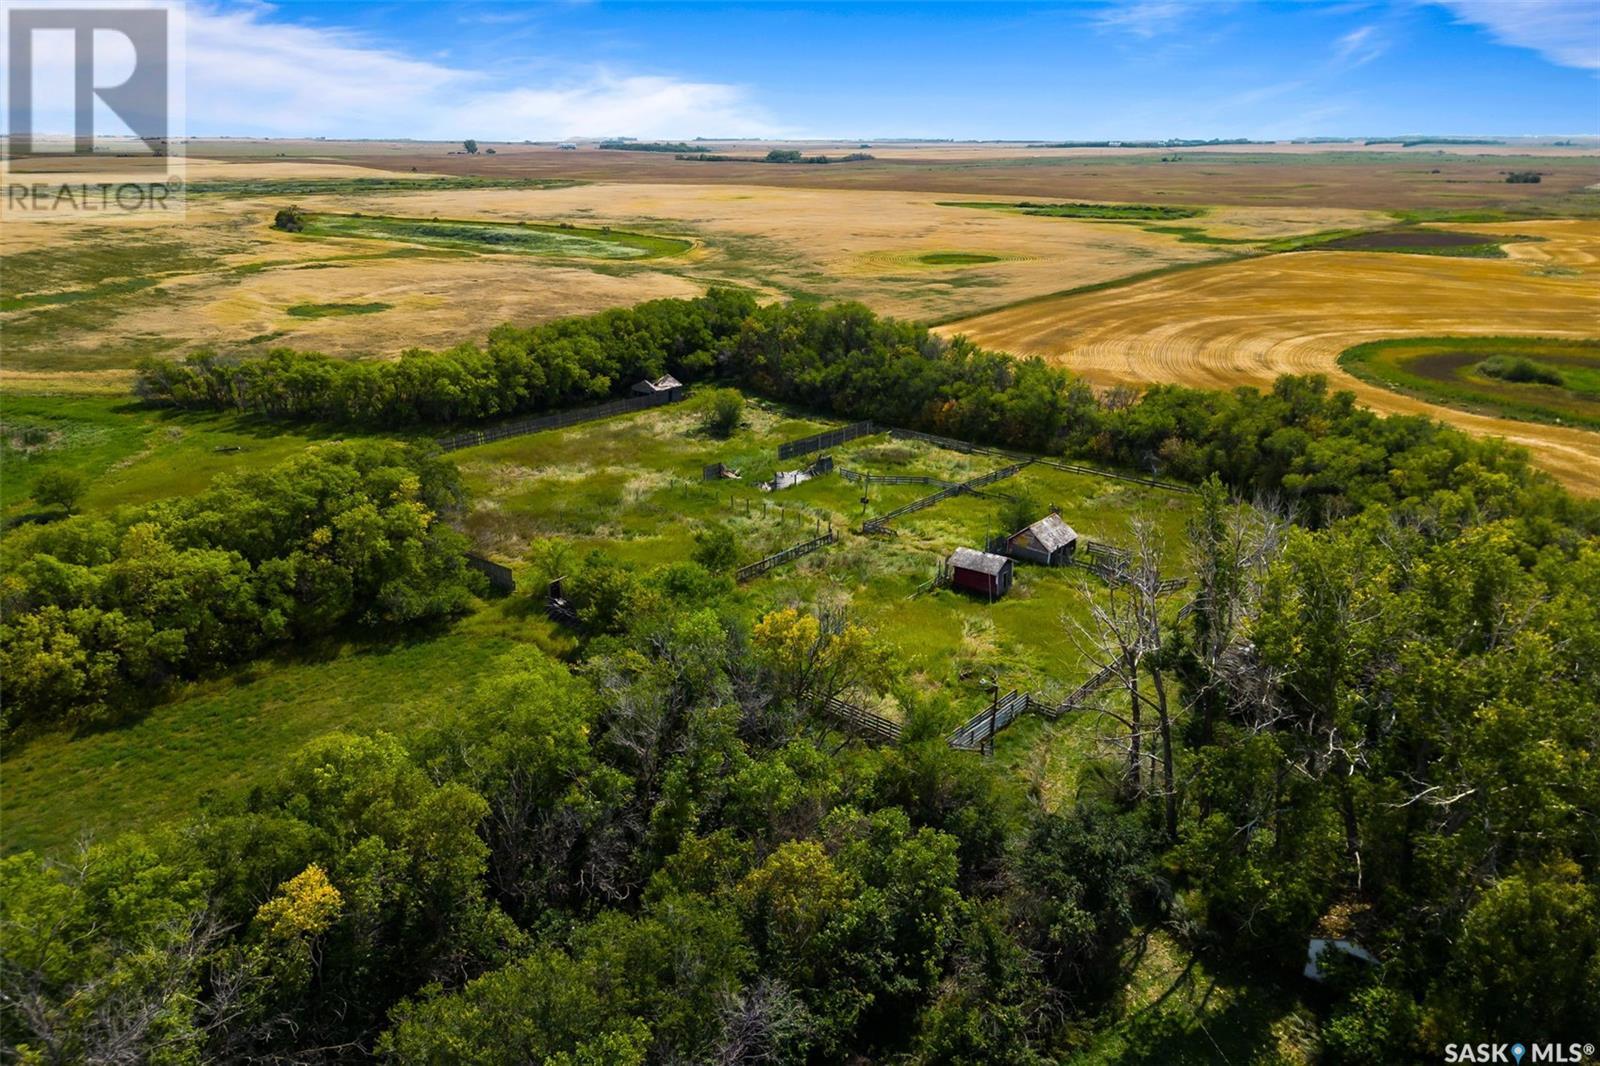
[1002,511,1078,566]
[948,547,1014,599]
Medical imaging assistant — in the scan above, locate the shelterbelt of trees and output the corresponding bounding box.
[135,291,1591,529]
[3,296,1594,1061]
[0,444,478,733]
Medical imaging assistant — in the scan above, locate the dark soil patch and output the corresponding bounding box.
[1316,229,1499,250]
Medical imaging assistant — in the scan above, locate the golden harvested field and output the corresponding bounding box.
[945,220,1600,493]
[4,159,1384,368]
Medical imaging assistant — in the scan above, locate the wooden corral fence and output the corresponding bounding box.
[888,427,1195,494]
[1034,663,1119,719]
[838,467,957,489]
[735,530,837,582]
[814,668,1121,753]
[778,421,878,460]
[465,552,515,593]
[818,694,903,743]
[437,390,679,452]
[861,461,1032,535]
[947,690,1030,751]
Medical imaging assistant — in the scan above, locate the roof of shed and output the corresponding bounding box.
[1012,513,1078,552]
[950,547,1012,576]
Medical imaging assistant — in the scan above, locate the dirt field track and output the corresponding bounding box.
[945,220,1600,494]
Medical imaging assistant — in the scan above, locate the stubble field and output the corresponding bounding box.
[944,219,1600,493]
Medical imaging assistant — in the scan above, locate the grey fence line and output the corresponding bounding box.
[1035,663,1120,719]
[437,390,678,452]
[888,427,1196,494]
[777,420,879,461]
[837,467,959,488]
[861,461,1032,535]
[818,694,903,744]
[947,689,1029,751]
[465,552,516,593]
[735,530,838,583]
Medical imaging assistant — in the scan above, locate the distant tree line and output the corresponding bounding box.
[677,150,875,163]
[600,141,719,153]
[0,443,478,733]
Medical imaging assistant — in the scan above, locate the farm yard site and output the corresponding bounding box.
[0,392,1199,855]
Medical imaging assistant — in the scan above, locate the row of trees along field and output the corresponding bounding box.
[0,443,479,733]
[7,296,1594,1059]
[138,292,1591,527]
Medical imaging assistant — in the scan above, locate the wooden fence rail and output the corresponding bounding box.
[888,427,1195,494]
[437,390,678,452]
[818,694,903,743]
[861,461,1032,534]
[1036,663,1119,719]
[778,421,878,460]
[735,530,837,582]
[837,467,957,488]
[947,690,1030,751]
[465,552,515,593]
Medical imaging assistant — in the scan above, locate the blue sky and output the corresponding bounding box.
[149,1,1600,139]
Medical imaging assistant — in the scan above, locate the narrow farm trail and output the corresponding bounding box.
[942,221,1600,494]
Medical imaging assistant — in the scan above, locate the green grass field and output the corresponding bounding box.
[1,394,339,525]
[1338,336,1600,429]
[294,211,693,259]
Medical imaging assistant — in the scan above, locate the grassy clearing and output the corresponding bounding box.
[455,396,1198,712]
[2,394,1197,856]
[286,300,393,318]
[0,612,564,856]
[1337,336,1600,429]
[294,211,693,260]
[0,394,337,522]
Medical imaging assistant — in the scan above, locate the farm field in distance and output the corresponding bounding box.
[944,218,1600,493]
[1338,336,1600,429]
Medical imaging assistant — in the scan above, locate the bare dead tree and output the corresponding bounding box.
[1068,521,1181,840]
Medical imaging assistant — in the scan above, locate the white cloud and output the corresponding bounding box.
[1431,0,1600,71]
[176,1,780,139]
[1333,24,1388,66]
[1090,1,1197,38]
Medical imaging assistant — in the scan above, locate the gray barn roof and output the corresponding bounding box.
[634,374,683,393]
[950,547,1012,576]
[1013,513,1077,552]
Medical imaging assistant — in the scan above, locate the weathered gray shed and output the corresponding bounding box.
[631,374,685,401]
[1005,512,1078,566]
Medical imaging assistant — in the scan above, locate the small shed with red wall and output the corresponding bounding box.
[948,547,1014,599]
